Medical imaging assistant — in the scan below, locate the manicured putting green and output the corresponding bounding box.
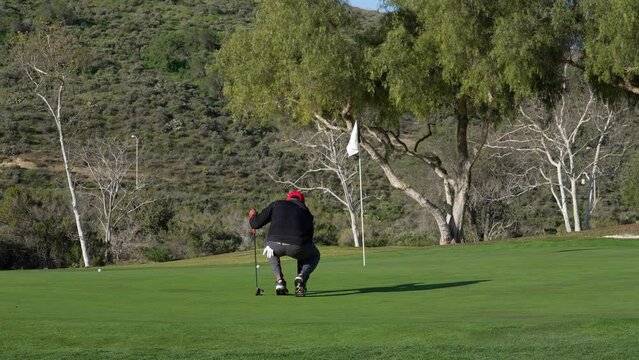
[1,237,638,359]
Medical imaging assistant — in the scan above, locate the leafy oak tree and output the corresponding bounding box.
[216,0,570,244]
[216,0,368,123]
[363,0,571,243]
[574,0,639,96]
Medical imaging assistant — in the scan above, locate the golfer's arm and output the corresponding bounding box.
[250,204,273,229]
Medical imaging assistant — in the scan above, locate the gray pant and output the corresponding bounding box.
[265,240,320,283]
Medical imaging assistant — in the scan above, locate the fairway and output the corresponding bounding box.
[2,237,639,359]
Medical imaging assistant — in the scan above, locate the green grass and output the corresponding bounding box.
[2,236,639,359]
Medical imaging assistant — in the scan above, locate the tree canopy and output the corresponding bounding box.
[372,0,572,117]
[580,0,639,96]
[1,0,638,267]
[216,0,371,124]
[217,0,584,243]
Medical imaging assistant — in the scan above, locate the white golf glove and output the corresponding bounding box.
[263,245,274,259]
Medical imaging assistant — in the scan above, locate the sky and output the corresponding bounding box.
[349,0,383,11]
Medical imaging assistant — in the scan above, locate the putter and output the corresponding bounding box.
[252,229,264,296]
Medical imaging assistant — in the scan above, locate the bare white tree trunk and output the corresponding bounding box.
[556,84,588,232]
[16,26,91,266]
[347,206,360,248]
[546,158,576,232]
[358,138,453,244]
[314,100,490,246]
[450,176,470,241]
[570,178,581,231]
[584,179,595,230]
[448,128,476,242]
[79,139,151,260]
[41,86,90,267]
[583,104,618,229]
[551,160,573,232]
[337,162,361,247]
[487,75,627,233]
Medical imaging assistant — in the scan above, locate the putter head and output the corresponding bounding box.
[255,288,264,296]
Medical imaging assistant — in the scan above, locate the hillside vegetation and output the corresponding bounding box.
[0,0,637,269]
[0,0,405,268]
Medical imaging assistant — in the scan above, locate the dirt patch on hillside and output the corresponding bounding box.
[0,155,110,177]
[0,157,39,170]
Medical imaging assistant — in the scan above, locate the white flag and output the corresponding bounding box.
[347,122,359,157]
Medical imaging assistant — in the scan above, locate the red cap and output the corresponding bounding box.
[286,190,305,203]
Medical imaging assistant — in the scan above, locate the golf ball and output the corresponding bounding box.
[256,264,260,269]
[97,268,102,272]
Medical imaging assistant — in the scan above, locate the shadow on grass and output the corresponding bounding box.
[307,280,490,297]
[554,248,604,253]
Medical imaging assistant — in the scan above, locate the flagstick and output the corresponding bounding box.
[346,121,365,266]
[359,153,365,267]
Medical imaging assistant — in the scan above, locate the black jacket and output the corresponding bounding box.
[249,199,314,246]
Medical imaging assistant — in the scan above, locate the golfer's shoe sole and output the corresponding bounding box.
[276,281,288,295]
[276,287,289,295]
[294,277,306,297]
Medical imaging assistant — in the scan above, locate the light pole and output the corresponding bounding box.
[131,134,139,189]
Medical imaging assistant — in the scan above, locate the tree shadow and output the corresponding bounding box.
[307,280,490,297]
[554,248,604,253]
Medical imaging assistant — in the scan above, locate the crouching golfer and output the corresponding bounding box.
[249,190,320,297]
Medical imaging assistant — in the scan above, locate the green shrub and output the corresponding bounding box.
[36,0,79,25]
[621,152,639,212]
[364,234,388,247]
[187,226,241,256]
[143,246,172,262]
[366,230,438,247]
[134,199,175,236]
[313,222,338,245]
[388,231,439,247]
[0,186,80,268]
[142,32,196,73]
[337,227,357,247]
[0,238,38,269]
